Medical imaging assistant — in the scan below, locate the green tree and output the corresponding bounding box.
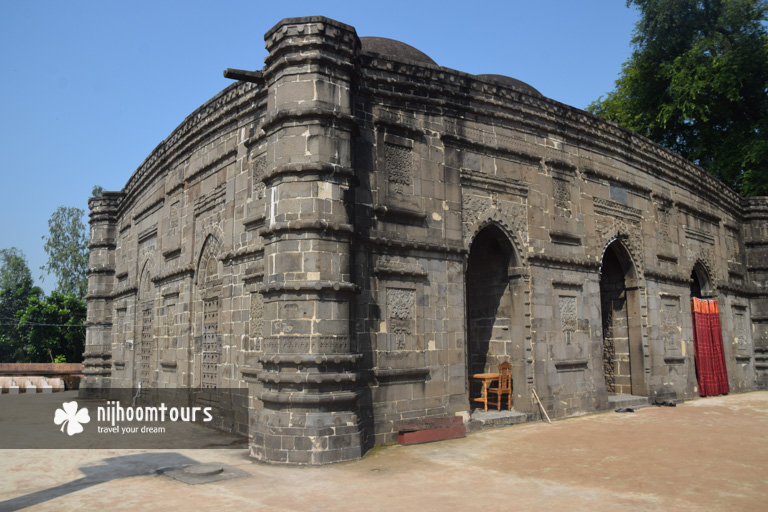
[41,206,89,299]
[17,292,86,363]
[588,0,768,196]
[0,248,41,362]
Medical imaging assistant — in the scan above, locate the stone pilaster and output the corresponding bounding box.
[80,192,122,395]
[251,17,364,464]
[744,197,768,387]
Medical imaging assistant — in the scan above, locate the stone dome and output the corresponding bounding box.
[476,74,542,97]
[360,37,437,66]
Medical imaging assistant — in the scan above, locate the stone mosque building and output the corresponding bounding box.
[82,16,768,464]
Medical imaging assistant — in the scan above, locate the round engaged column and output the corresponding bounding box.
[252,17,363,465]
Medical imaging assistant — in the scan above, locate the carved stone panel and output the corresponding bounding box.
[734,306,749,354]
[202,297,221,388]
[726,229,741,262]
[661,297,681,353]
[164,301,176,350]
[553,178,571,217]
[595,216,644,274]
[252,154,267,200]
[656,206,671,243]
[140,303,153,385]
[559,295,577,344]
[385,143,412,196]
[169,201,180,238]
[461,194,493,227]
[387,287,415,350]
[249,292,264,351]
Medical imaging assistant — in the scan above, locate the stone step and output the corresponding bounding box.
[608,394,651,410]
[467,409,529,432]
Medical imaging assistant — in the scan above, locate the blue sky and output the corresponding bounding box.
[0,1,639,294]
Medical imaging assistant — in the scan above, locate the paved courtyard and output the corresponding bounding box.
[2,391,767,511]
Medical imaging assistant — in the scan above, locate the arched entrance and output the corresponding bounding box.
[690,263,711,299]
[599,240,645,395]
[689,263,729,396]
[465,225,521,407]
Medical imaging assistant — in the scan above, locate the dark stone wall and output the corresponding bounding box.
[81,16,768,464]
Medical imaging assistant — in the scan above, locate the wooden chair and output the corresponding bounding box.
[487,361,512,411]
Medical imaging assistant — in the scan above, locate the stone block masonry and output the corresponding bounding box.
[82,16,768,464]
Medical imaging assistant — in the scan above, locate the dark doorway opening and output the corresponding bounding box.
[599,240,645,395]
[465,225,515,407]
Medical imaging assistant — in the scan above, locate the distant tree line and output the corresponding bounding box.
[0,191,96,363]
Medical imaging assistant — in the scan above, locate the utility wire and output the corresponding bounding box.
[0,321,85,328]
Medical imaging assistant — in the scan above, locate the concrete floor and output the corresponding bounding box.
[2,391,768,511]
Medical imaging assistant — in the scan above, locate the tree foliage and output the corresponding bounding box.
[41,206,89,298]
[588,0,768,196]
[0,248,41,362]
[17,292,86,363]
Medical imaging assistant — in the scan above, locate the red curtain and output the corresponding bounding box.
[691,298,729,396]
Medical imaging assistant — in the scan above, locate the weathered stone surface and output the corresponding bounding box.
[81,15,768,465]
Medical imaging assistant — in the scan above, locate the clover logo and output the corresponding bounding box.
[54,401,90,436]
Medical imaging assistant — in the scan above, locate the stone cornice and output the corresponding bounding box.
[262,162,355,184]
[262,219,355,237]
[221,246,264,264]
[459,169,529,197]
[359,61,744,218]
[359,235,466,256]
[262,107,357,133]
[260,280,357,295]
[528,253,600,271]
[258,390,360,405]
[117,81,261,214]
[644,269,691,286]
[151,265,194,284]
[593,197,643,222]
[582,167,652,196]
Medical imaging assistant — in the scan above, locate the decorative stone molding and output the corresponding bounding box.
[593,197,643,222]
[463,204,528,263]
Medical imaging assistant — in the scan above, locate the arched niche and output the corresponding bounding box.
[465,223,526,409]
[194,234,223,389]
[599,239,646,396]
[137,262,156,388]
[690,262,713,299]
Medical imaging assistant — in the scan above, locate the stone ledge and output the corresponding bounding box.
[257,354,362,365]
[374,367,430,380]
[260,280,357,295]
[257,390,359,405]
[374,203,427,221]
[262,107,357,133]
[255,371,359,384]
[262,219,354,237]
[554,360,589,372]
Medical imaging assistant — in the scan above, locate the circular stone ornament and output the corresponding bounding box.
[182,464,225,477]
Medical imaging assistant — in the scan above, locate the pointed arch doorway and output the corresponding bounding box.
[690,263,729,396]
[465,224,523,409]
[599,240,646,395]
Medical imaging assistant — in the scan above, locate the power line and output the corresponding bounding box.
[0,319,86,328]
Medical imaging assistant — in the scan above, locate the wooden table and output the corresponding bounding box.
[471,373,499,412]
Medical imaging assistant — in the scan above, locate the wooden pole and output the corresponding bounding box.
[532,388,552,424]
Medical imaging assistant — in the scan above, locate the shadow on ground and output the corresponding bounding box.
[0,452,198,512]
